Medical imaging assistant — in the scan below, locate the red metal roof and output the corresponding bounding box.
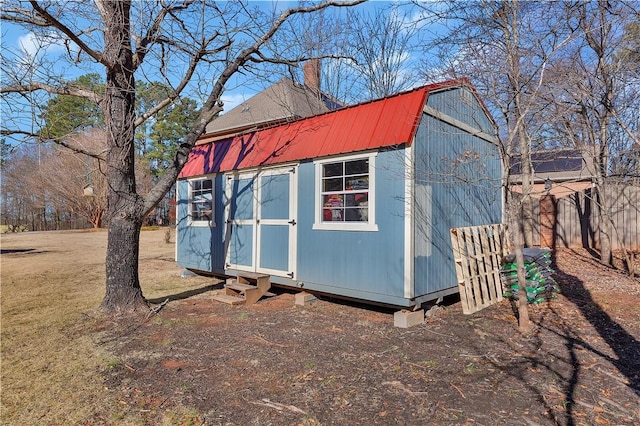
[179,80,463,178]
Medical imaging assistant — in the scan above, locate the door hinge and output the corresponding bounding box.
[287,272,294,279]
[288,219,296,226]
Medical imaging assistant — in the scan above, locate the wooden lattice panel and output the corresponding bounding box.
[450,224,508,314]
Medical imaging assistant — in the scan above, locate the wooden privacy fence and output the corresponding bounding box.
[450,224,509,315]
[530,184,640,250]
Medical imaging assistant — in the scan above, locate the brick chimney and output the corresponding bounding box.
[303,59,320,94]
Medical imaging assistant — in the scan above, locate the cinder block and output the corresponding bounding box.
[295,292,317,306]
[179,269,197,278]
[394,309,425,328]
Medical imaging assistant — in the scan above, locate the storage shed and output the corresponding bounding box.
[176,78,503,307]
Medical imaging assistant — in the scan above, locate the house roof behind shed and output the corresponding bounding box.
[179,79,468,178]
[509,149,592,184]
[204,78,337,137]
[510,149,584,175]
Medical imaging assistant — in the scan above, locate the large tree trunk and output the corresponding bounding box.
[102,216,147,312]
[98,0,148,314]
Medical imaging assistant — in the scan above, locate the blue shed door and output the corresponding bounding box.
[225,166,297,278]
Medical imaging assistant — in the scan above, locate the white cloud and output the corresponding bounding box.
[17,33,41,58]
[17,31,72,60]
[220,92,256,114]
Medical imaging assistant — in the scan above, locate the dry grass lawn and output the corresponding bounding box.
[1,229,214,424]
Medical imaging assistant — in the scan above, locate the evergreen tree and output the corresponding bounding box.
[39,74,105,140]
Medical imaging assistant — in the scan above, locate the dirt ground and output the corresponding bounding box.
[1,229,639,425]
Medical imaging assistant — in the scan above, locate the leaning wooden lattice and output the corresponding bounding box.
[450,224,508,314]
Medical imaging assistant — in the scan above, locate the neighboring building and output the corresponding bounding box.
[510,149,594,198]
[203,60,340,142]
[176,78,502,308]
[510,148,640,250]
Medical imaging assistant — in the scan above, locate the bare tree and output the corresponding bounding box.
[540,1,639,267]
[1,0,364,315]
[416,0,575,332]
[1,145,43,230]
[345,5,421,100]
[35,130,108,228]
[291,3,421,105]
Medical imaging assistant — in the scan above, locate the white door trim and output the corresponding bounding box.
[225,166,298,278]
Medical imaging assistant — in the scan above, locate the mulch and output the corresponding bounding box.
[96,248,640,425]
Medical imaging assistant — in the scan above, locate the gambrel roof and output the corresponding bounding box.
[180,79,477,178]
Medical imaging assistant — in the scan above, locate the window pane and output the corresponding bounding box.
[345,159,368,175]
[190,178,213,222]
[345,194,356,207]
[323,194,343,207]
[323,177,343,192]
[346,176,368,190]
[345,207,365,221]
[323,162,343,177]
[323,194,344,221]
[318,156,372,225]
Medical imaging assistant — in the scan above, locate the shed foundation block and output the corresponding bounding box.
[394,309,425,328]
[295,292,317,306]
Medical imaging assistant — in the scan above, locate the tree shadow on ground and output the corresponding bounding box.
[476,293,637,425]
[551,254,640,399]
[147,282,223,304]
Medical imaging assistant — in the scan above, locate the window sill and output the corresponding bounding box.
[188,220,215,227]
[312,222,378,232]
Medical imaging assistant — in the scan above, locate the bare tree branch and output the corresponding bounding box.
[133,38,232,128]
[0,6,49,26]
[0,129,105,159]
[0,81,102,103]
[142,0,367,214]
[131,0,195,70]
[28,1,108,67]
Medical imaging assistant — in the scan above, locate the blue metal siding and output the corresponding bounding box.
[259,225,289,271]
[295,149,407,302]
[413,112,502,296]
[426,88,494,135]
[176,175,226,272]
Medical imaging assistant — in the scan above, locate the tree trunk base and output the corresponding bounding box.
[99,290,149,316]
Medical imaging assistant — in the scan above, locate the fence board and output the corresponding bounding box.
[552,184,640,250]
[450,224,508,315]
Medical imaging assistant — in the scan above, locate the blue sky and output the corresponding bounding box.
[1,1,437,143]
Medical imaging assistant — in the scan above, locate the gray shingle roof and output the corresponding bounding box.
[204,78,337,136]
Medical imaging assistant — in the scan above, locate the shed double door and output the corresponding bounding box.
[224,166,297,278]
